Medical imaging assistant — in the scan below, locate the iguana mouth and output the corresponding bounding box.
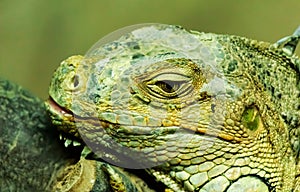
[47,97,242,144]
[47,97,74,118]
[46,97,165,167]
[46,97,84,147]
[47,96,244,169]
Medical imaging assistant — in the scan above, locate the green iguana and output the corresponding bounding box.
[46,24,300,191]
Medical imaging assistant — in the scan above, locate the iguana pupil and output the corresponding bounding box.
[155,80,182,94]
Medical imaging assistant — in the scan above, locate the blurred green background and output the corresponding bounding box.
[1,0,300,98]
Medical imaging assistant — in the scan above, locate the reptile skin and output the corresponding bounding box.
[0,78,65,191]
[46,24,300,191]
[0,78,155,192]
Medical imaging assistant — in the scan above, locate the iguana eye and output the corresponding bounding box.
[146,73,192,99]
[134,58,203,101]
[155,80,182,93]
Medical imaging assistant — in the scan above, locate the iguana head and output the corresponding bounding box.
[46,24,300,191]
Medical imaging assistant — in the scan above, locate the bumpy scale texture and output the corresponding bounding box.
[0,78,154,192]
[47,24,300,191]
[0,78,67,191]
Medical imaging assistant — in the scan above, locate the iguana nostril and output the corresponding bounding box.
[73,75,80,88]
[66,73,81,91]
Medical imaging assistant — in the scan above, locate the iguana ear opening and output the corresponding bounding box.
[272,26,300,56]
[289,119,300,159]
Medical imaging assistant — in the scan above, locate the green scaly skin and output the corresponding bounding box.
[46,24,300,191]
[0,78,71,191]
[0,78,154,192]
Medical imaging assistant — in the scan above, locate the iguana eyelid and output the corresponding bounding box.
[150,73,190,82]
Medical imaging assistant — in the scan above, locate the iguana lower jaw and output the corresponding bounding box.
[47,97,73,119]
[45,97,80,140]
